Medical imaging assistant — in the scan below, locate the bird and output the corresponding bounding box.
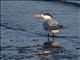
[34,12,63,42]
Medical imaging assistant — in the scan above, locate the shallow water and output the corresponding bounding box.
[1,1,80,60]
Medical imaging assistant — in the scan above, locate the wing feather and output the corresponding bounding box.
[43,21,63,31]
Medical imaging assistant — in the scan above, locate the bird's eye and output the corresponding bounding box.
[44,14,47,15]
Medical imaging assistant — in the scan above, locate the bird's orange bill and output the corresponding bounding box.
[34,14,43,18]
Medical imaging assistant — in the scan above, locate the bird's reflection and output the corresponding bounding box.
[33,36,65,56]
[32,33,79,60]
[33,39,79,60]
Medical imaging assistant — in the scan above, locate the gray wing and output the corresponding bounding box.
[49,25,63,30]
[43,21,63,31]
[43,21,49,31]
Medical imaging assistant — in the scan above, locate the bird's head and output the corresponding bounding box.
[34,13,53,20]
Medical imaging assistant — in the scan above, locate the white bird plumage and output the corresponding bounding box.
[34,13,62,33]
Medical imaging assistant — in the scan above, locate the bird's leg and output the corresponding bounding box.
[52,33,55,42]
[48,32,49,42]
[53,33,54,37]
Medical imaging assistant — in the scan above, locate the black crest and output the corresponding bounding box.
[43,13,53,17]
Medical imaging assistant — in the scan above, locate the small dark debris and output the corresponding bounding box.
[33,39,36,41]
[2,42,5,45]
[60,50,63,53]
[8,56,12,59]
[33,39,39,42]
[76,47,80,50]
[10,39,13,42]
[18,47,27,53]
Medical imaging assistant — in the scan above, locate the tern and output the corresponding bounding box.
[34,13,63,42]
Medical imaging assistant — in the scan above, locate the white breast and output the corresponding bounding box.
[51,30,60,33]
